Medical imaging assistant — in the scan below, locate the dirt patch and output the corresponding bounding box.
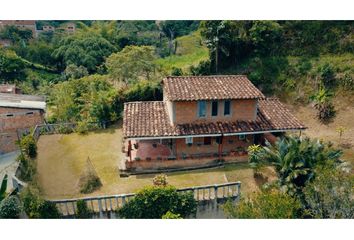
[287,94,354,165]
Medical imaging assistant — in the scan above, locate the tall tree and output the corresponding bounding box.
[105,45,158,86]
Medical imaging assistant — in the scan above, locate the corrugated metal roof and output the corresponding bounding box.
[0,93,46,110]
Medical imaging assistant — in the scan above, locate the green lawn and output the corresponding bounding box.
[35,124,274,200]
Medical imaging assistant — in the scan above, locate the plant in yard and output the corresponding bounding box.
[118,186,197,219]
[223,189,302,219]
[153,174,168,187]
[162,211,183,219]
[310,87,336,123]
[76,200,93,219]
[0,196,22,219]
[20,185,61,219]
[303,166,354,218]
[16,153,36,182]
[0,174,8,202]
[318,63,336,88]
[251,136,342,198]
[247,144,265,176]
[18,134,37,158]
[79,158,102,194]
[336,126,346,139]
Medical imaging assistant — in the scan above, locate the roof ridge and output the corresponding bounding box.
[124,101,164,104]
[164,75,248,79]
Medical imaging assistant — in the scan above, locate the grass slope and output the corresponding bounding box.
[156,31,209,73]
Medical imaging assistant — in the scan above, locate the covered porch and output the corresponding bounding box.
[121,132,278,173]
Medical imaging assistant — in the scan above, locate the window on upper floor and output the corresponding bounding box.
[224,100,231,116]
[197,101,206,118]
[211,101,218,116]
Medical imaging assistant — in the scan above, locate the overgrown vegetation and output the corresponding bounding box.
[75,200,93,218]
[118,185,197,219]
[20,185,61,219]
[0,196,22,219]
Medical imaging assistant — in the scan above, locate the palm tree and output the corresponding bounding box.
[255,136,342,197]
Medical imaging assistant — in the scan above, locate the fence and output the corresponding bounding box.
[51,181,241,218]
[32,123,77,141]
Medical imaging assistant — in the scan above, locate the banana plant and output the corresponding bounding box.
[0,174,8,202]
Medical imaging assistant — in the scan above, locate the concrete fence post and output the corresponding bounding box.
[98,199,103,218]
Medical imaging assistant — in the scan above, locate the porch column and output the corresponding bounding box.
[218,134,224,160]
[128,140,132,162]
[175,139,178,159]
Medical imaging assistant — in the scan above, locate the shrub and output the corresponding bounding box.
[118,186,197,219]
[20,186,61,219]
[339,72,354,91]
[315,101,336,123]
[76,121,90,134]
[318,63,336,88]
[223,189,302,219]
[171,67,184,76]
[0,196,22,219]
[303,167,354,218]
[37,201,61,219]
[79,173,102,194]
[19,134,37,158]
[17,153,36,182]
[57,125,74,134]
[153,174,168,187]
[76,200,93,219]
[162,211,182,219]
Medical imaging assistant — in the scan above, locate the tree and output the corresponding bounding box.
[118,186,197,219]
[310,87,336,123]
[18,134,37,158]
[303,167,354,218]
[251,136,342,198]
[52,33,116,72]
[0,196,22,219]
[63,64,89,80]
[319,63,336,88]
[249,21,283,56]
[0,25,33,44]
[105,45,158,85]
[223,189,302,219]
[0,48,26,81]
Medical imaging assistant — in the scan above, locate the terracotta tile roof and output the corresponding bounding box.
[123,98,306,139]
[163,75,265,101]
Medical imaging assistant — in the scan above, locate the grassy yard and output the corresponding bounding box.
[35,123,274,200]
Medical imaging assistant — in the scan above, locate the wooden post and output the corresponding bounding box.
[175,139,178,159]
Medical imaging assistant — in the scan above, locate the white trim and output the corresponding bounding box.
[125,128,304,140]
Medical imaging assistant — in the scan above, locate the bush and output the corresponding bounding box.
[223,189,302,219]
[76,121,90,134]
[79,174,102,194]
[171,67,184,76]
[0,196,22,219]
[153,174,168,187]
[315,101,336,123]
[17,153,36,182]
[319,63,336,88]
[76,200,93,218]
[37,201,61,219]
[118,186,197,219]
[20,186,61,219]
[19,135,37,158]
[162,211,182,219]
[303,167,354,218]
[339,72,354,91]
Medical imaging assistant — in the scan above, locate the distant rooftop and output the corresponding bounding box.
[0,93,46,110]
[162,75,265,101]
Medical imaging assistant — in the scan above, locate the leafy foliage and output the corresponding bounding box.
[303,167,354,218]
[18,134,37,158]
[161,211,183,219]
[0,174,8,202]
[76,200,93,218]
[17,153,36,182]
[106,45,158,85]
[251,136,343,198]
[152,174,168,187]
[118,186,197,219]
[223,189,302,219]
[52,33,116,72]
[0,196,22,219]
[0,48,26,81]
[20,186,61,219]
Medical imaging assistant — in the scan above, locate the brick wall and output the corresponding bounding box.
[0,106,44,154]
[174,99,257,124]
[175,135,253,156]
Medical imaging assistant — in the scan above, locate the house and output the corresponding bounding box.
[0,93,46,154]
[0,20,37,38]
[0,84,21,94]
[122,75,306,173]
